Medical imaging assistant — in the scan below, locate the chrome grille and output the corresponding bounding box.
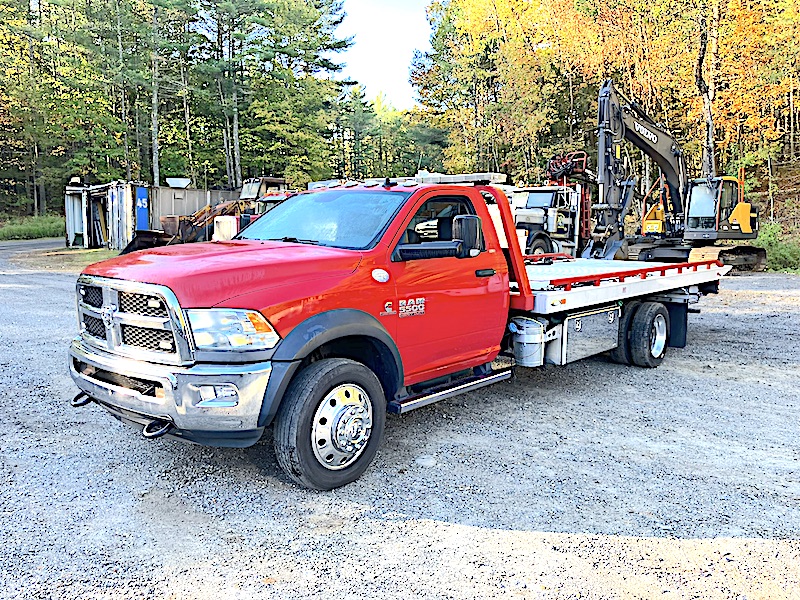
[83,315,107,339]
[75,276,192,366]
[119,292,168,317]
[121,325,175,353]
[80,285,103,308]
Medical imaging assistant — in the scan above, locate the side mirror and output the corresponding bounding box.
[453,215,483,258]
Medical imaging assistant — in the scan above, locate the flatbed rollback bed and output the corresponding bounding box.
[69,174,730,489]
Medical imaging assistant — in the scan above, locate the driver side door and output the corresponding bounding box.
[386,192,508,385]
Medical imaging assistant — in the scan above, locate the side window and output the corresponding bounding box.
[399,196,476,244]
[719,181,737,221]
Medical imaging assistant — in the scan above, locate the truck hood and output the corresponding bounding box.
[83,240,362,307]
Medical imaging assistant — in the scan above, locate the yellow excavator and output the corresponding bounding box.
[639,169,765,270]
[584,79,766,271]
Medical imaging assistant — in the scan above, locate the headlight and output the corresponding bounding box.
[186,309,280,351]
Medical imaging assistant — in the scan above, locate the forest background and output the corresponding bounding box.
[0,0,798,244]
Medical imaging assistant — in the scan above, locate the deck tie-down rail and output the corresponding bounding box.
[548,260,724,291]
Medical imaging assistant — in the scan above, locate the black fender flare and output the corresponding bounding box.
[258,309,403,427]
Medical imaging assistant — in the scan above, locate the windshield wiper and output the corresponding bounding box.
[266,237,319,245]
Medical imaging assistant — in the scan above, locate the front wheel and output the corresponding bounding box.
[526,236,551,255]
[273,358,386,490]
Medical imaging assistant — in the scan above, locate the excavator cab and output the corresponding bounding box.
[684,175,765,270]
[685,176,758,243]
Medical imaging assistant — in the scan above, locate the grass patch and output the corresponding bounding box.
[0,215,66,240]
[11,247,119,273]
[754,223,800,273]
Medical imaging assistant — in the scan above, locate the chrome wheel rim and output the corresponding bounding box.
[650,314,668,357]
[311,384,373,470]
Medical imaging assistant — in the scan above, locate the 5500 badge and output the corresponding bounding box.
[399,297,426,318]
[381,297,427,318]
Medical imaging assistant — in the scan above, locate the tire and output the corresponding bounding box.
[609,300,642,365]
[527,236,551,255]
[629,301,670,368]
[273,358,386,490]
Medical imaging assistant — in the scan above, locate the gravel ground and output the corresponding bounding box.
[1,238,799,599]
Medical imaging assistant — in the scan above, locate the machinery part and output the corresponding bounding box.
[546,151,589,181]
[122,199,255,254]
[273,358,386,490]
[584,79,687,260]
[688,245,767,272]
[629,302,670,368]
[527,236,551,255]
[608,300,642,365]
[142,419,173,439]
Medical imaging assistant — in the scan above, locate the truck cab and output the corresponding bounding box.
[70,179,509,489]
[511,184,584,255]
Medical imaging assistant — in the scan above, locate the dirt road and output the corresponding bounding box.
[1,239,798,599]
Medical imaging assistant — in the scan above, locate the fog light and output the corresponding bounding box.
[196,384,239,408]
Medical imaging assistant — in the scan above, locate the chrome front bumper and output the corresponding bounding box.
[69,337,271,447]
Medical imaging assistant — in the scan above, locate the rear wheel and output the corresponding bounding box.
[609,300,642,365]
[629,302,670,368]
[273,358,386,490]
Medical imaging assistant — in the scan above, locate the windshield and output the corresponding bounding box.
[524,191,556,209]
[688,183,718,217]
[237,189,411,249]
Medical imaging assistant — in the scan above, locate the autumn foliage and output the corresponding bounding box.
[412,0,799,185]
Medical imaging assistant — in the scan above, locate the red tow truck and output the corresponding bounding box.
[69,173,729,489]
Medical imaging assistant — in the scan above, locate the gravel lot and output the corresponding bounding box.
[2,238,799,599]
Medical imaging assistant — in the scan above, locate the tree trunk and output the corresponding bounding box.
[791,81,795,159]
[223,115,234,187]
[181,61,195,185]
[232,82,242,187]
[695,2,720,178]
[31,143,38,216]
[116,0,131,180]
[151,6,160,186]
[217,79,234,187]
[134,86,142,180]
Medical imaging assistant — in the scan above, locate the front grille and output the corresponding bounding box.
[119,292,168,318]
[120,325,175,353]
[83,315,107,340]
[80,285,103,308]
[74,359,161,397]
[76,277,189,365]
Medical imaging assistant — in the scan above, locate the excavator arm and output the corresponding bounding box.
[584,80,688,259]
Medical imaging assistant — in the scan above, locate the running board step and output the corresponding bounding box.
[387,369,512,415]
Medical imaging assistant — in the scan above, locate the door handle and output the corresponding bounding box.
[475,269,496,278]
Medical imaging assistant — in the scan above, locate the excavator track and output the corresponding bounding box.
[688,245,767,272]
